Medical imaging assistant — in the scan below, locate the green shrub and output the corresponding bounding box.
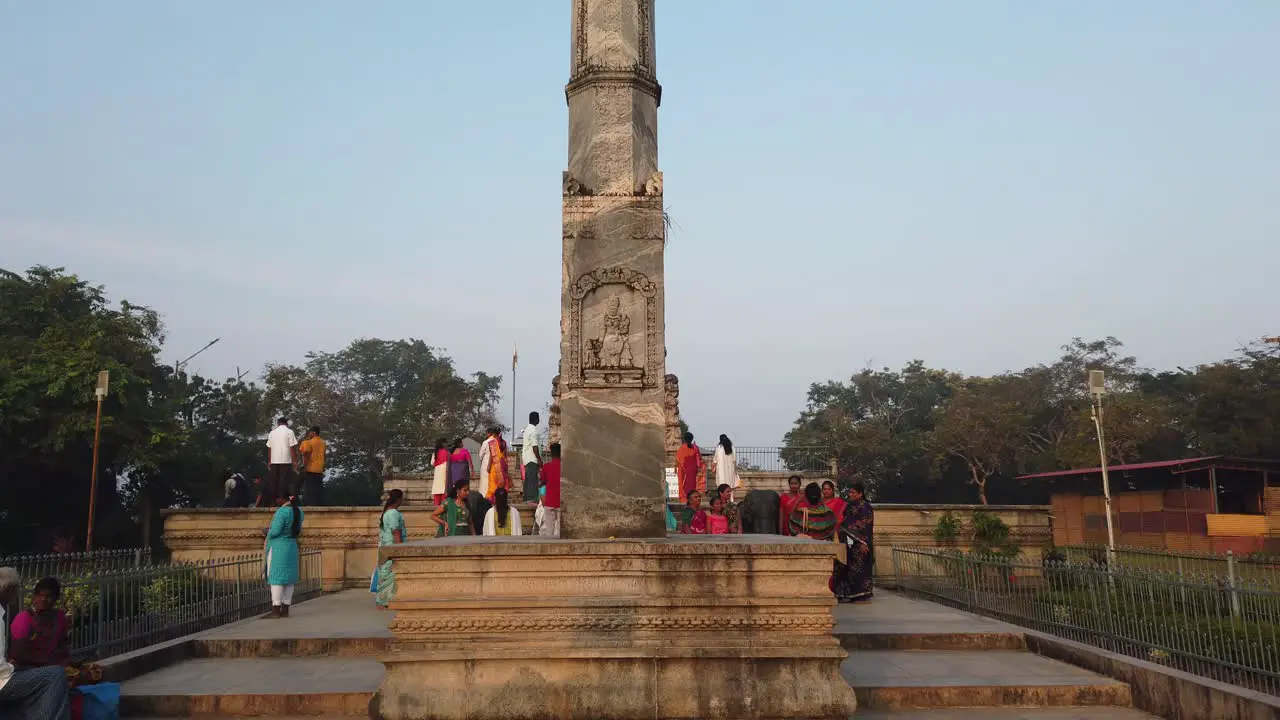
[934,512,962,544]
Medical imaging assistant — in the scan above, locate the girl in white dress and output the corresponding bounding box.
[430,438,449,505]
[713,434,739,497]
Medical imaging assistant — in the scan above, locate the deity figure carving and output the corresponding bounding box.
[598,296,635,369]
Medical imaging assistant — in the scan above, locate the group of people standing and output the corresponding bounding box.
[223,417,328,509]
[369,414,563,608]
[676,476,876,604]
[674,432,740,503]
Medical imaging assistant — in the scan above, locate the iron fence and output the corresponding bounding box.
[715,446,834,474]
[390,444,836,475]
[1,548,153,582]
[893,546,1280,696]
[1059,544,1280,586]
[28,550,322,661]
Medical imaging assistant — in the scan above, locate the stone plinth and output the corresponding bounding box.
[371,535,857,720]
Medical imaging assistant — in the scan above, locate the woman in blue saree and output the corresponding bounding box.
[371,489,406,608]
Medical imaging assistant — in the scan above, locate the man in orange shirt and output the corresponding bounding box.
[298,426,327,506]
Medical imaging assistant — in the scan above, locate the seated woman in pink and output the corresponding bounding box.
[678,490,708,534]
[706,495,730,535]
[10,576,103,686]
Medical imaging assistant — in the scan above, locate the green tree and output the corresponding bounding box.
[783,361,956,499]
[930,375,1031,505]
[262,338,501,504]
[121,372,267,547]
[0,266,168,552]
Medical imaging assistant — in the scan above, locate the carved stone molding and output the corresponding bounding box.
[565,266,659,390]
[573,0,587,72]
[638,0,652,72]
[389,613,833,635]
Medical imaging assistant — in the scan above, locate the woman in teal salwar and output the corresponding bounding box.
[372,489,406,608]
[265,495,303,618]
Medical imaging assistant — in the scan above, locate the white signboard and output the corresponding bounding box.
[665,467,679,499]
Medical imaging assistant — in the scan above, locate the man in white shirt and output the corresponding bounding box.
[265,416,300,505]
[521,411,542,504]
[0,566,71,719]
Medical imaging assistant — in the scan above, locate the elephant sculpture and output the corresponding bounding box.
[739,489,781,535]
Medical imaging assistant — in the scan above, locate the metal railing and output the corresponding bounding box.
[390,444,836,476]
[714,446,834,474]
[1059,543,1280,586]
[34,550,322,661]
[1,548,153,582]
[893,546,1280,696]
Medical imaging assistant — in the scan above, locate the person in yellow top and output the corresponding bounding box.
[298,426,327,506]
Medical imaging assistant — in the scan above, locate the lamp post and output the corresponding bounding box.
[174,338,221,375]
[86,370,109,552]
[1088,370,1117,569]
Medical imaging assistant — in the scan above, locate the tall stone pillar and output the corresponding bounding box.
[559,0,667,538]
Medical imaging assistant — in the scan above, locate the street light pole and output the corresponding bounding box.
[174,337,221,374]
[86,370,109,552]
[1088,370,1117,570]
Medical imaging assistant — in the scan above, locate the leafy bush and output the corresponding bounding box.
[934,512,962,544]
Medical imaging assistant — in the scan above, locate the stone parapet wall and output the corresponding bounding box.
[871,504,1052,581]
[163,502,1051,589]
[163,506,534,592]
[736,471,833,495]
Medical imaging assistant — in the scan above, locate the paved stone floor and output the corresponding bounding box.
[833,591,1019,635]
[843,649,1116,688]
[197,590,393,640]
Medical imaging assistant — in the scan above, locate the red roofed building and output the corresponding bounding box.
[1018,457,1280,554]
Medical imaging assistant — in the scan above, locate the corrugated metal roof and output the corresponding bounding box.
[1017,456,1224,480]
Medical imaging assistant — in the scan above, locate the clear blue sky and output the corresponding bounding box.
[2,1,1277,445]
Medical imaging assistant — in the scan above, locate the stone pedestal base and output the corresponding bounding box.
[370,535,856,720]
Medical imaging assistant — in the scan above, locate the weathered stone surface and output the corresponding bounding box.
[371,535,857,720]
[559,0,667,539]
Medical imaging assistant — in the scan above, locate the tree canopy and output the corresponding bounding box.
[0,266,502,553]
[784,338,1280,505]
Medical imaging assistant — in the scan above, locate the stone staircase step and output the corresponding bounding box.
[192,636,389,658]
[854,709,1159,719]
[119,657,382,717]
[840,631,1027,651]
[844,650,1132,711]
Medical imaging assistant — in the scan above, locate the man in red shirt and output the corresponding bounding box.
[539,443,562,538]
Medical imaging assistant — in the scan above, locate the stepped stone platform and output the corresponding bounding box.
[113,588,1162,718]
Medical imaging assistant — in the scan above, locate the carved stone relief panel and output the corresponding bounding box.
[565,266,659,389]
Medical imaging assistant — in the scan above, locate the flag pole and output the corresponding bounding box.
[506,343,512,438]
